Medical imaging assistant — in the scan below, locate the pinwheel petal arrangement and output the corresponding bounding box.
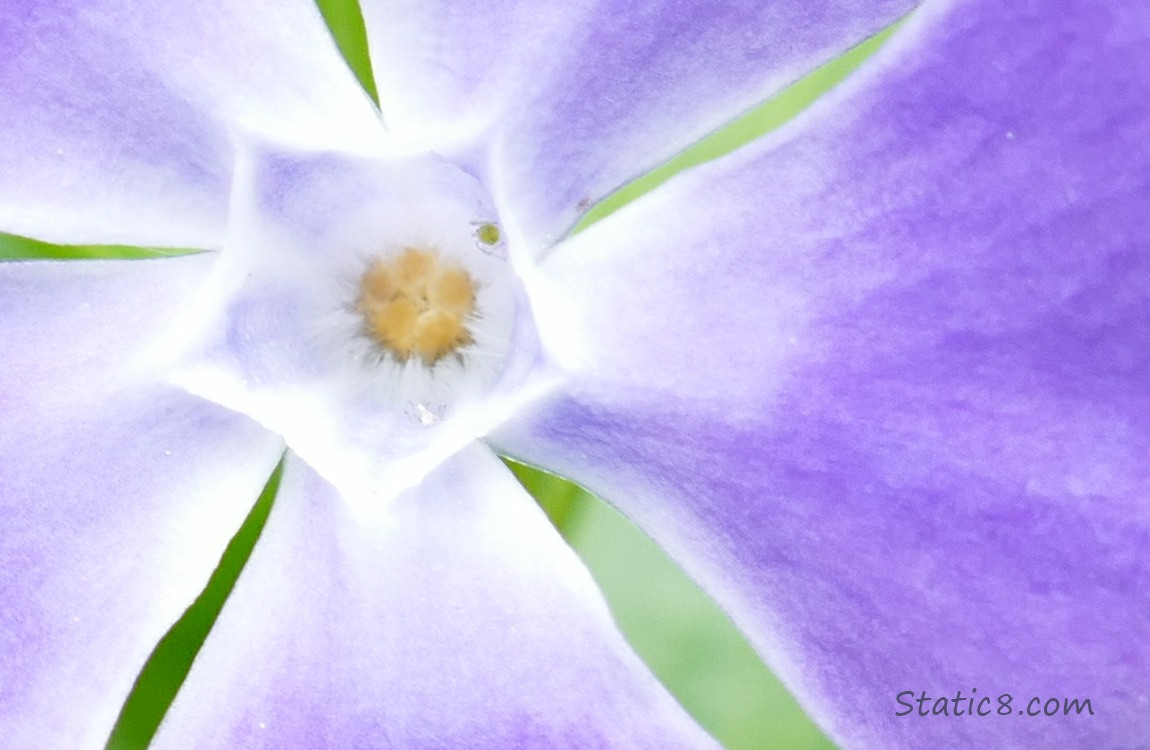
[1,1,1147,748]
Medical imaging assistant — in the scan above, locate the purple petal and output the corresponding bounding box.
[0,257,283,749]
[493,2,1150,747]
[151,447,717,749]
[361,0,918,248]
[0,0,382,247]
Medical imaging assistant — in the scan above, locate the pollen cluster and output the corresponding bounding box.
[356,247,477,365]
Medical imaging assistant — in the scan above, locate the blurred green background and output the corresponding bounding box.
[0,3,904,748]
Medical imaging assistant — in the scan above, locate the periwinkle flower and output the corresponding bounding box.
[1,0,1147,748]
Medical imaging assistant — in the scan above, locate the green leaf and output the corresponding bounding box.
[0,231,200,261]
[505,461,839,750]
[575,21,903,232]
[104,460,284,750]
[313,0,379,104]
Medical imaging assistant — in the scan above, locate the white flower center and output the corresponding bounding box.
[165,145,544,505]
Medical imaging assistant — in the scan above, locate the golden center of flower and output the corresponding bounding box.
[356,247,476,365]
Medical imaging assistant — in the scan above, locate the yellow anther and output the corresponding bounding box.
[356,247,476,365]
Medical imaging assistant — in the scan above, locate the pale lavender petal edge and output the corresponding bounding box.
[0,257,283,750]
[152,446,719,750]
[361,0,918,249]
[0,0,382,247]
